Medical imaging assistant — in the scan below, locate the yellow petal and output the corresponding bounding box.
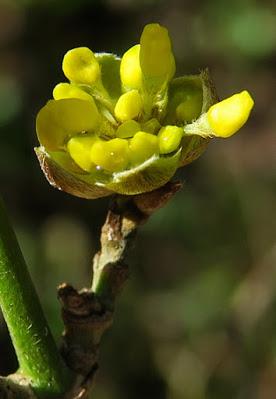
[207,90,254,137]
[139,23,175,81]
[67,135,98,172]
[36,99,100,151]
[175,92,202,123]
[158,125,183,154]
[129,131,159,165]
[116,120,141,139]
[120,44,142,90]
[165,76,203,125]
[53,83,93,102]
[90,138,129,172]
[62,47,101,85]
[114,90,143,122]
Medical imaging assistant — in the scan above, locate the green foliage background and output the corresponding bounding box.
[0,0,275,398]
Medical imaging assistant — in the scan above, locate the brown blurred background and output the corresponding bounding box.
[0,0,275,398]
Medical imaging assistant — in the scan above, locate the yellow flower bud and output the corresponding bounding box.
[62,47,101,86]
[36,99,100,151]
[116,120,141,139]
[129,131,159,165]
[114,90,143,122]
[158,125,183,154]
[139,23,175,81]
[184,90,254,139]
[53,83,93,102]
[120,44,142,90]
[165,76,203,125]
[90,138,129,172]
[207,90,254,137]
[176,93,202,123]
[67,135,98,172]
[141,118,161,134]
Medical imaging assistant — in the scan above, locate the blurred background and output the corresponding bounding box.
[0,0,275,398]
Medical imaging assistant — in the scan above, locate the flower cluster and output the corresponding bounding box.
[35,23,254,199]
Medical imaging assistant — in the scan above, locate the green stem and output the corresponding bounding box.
[0,197,71,397]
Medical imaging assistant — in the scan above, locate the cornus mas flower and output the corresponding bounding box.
[35,23,254,199]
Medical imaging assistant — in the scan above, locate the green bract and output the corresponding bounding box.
[35,23,253,199]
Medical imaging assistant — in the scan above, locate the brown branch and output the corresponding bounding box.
[58,181,182,398]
